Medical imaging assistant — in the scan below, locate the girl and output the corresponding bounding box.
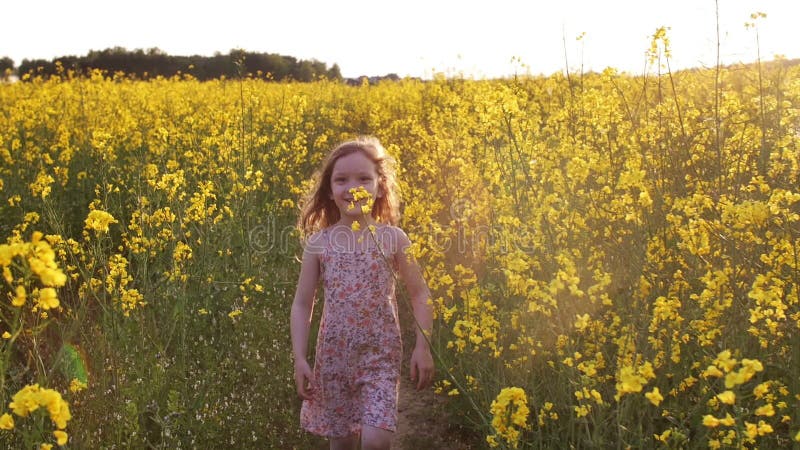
[291,136,434,450]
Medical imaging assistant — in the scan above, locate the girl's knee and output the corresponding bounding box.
[361,425,392,450]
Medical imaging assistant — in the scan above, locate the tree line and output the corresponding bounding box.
[1,48,343,82]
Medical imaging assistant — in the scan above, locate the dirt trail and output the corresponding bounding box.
[391,375,477,449]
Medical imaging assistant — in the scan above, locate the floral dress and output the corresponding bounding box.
[300,225,402,437]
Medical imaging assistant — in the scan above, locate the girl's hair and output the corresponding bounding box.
[298,136,400,236]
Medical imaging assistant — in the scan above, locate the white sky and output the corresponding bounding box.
[3,0,798,79]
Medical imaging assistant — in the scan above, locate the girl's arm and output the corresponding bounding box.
[290,234,322,400]
[394,227,434,390]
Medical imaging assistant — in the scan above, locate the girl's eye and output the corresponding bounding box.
[360,177,372,182]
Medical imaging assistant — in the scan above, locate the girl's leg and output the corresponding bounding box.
[330,434,358,450]
[361,425,392,450]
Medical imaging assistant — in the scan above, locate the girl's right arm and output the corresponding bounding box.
[290,233,322,400]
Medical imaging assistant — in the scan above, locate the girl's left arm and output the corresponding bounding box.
[394,227,434,390]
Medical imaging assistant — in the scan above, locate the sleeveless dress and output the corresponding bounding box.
[300,225,403,438]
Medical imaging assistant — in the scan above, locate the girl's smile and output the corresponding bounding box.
[330,151,381,225]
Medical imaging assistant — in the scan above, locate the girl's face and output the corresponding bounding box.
[329,151,381,223]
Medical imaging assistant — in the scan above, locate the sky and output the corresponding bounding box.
[3,0,798,79]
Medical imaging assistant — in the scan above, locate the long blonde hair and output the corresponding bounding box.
[298,136,400,236]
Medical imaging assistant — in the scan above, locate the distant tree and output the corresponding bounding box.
[15,48,344,82]
[263,54,290,79]
[194,53,232,79]
[294,60,314,82]
[18,59,54,77]
[53,56,81,74]
[309,60,327,80]
[326,63,342,80]
[0,57,13,79]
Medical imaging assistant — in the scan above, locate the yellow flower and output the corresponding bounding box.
[639,361,655,380]
[69,378,87,393]
[716,390,736,405]
[702,365,724,378]
[0,413,14,430]
[702,415,720,428]
[40,444,53,450]
[0,244,15,266]
[645,387,663,406]
[351,221,361,231]
[53,429,68,445]
[574,313,590,331]
[38,389,71,429]
[30,172,55,199]
[10,384,42,417]
[741,358,763,373]
[719,413,735,427]
[753,382,770,398]
[724,371,746,389]
[615,366,647,400]
[745,421,758,439]
[1,331,10,339]
[755,404,775,417]
[38,267,67,288]
[589,389,603,404]
[37,287,60,310]
[11,285,26,307]
[714,350,737,373]
[84,209,118,233]
[488,387,530,448]
[655,429,671,443]
[574,404,591,417]
[350,186,372,202]
[349,186,374,214]
[7,384,71,429]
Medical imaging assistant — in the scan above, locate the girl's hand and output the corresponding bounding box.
[410,345,434,390]
[294,359,315,400]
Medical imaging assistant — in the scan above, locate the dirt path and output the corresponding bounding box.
[306,368,479,449]
[391,375,477,449]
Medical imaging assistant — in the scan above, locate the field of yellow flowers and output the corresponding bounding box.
[1,47,799,448]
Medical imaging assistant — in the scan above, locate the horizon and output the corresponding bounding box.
[5,46,798,81]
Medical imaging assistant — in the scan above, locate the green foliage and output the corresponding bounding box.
[16,47,342,82]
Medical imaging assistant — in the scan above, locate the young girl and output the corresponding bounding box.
[291,136,435,450]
